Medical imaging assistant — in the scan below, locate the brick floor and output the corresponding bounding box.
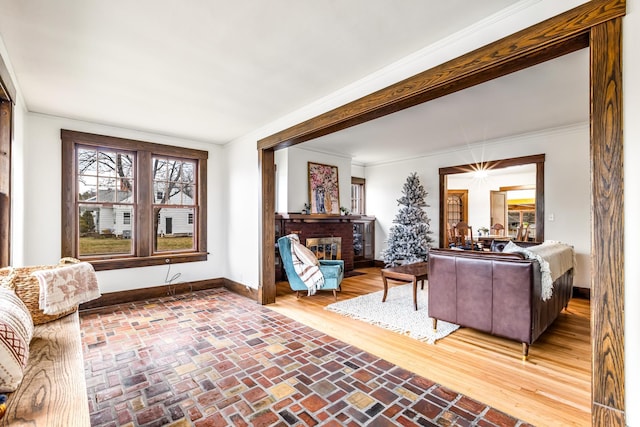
[81,288,532,426]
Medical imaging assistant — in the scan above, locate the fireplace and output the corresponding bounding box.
[305,237,342,261]
[276,214,355,275]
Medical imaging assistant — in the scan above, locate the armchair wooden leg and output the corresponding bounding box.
[522,343,530,361]
[296,291,301,299]
[332,289,337,301]
[432,318,437,333]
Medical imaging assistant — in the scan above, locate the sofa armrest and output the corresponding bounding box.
[319,259,344,270]
[319,260,344,278]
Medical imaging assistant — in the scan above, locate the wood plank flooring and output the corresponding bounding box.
[266,267,591,427]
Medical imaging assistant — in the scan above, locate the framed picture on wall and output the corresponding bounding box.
[308,162,340,214]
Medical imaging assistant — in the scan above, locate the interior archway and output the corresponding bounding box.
[258,1,626,425]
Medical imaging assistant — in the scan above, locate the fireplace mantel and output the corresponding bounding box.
[275,213,368,279]
[275,213,362,222]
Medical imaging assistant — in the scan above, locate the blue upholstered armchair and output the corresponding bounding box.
[277,235,344,300]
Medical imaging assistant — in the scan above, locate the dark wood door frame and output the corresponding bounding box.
[0,52,16,268]
[258,1,626,425]
[439,154,545,246]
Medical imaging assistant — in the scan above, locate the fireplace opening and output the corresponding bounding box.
[305,237,342,261]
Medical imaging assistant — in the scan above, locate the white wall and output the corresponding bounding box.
[624,0,639,422]
[366,124,591,289]
[20,113,227,293]
[281,147,351,214]
[351,164,365,179]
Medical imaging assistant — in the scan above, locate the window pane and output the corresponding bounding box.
[117,179,134,203]
[181,161,195,183]
[79,183,97,201]
[181,185,195,205]
[153,157,196,206]
[154,207,194,252]
[97,178,116,202]
[116,153,134,178]
[78,148,98,175]
[153,158,168,181]
[78,204,134,256]
[98,151,117,176]
[154,181,167,203]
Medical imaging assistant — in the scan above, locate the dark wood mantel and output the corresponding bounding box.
[276,213,364,222]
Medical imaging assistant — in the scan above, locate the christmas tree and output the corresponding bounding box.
[381,172,434,267]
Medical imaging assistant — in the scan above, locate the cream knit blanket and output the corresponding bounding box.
[33,262,101,315]
[504,241,574,301]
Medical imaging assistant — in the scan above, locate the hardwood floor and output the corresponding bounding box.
[266,267,591,427]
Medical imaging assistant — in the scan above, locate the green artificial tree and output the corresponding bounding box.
[381,172,434,267]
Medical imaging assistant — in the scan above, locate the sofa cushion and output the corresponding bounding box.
[0,287,34,393]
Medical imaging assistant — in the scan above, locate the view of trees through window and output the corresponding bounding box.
[76,148,196,256]
[77,147,135,256]
[152,156,196,252]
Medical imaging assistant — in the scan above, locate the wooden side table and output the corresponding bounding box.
[380,261,429,311]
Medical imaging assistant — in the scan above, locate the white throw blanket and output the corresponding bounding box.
[33,262,101,315]
[503,241,574,301]
[286,234,325,295]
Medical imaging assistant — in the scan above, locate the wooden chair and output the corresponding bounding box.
[446,223,456,245]
[450,222,480,250]
[491,223,505,236]
[515,224,530,241]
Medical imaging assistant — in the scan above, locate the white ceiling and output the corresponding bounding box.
[0,1,588,165]
[304,49,589,165]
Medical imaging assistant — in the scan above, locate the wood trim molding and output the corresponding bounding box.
[590,17,625,427]
[0,101,11,267]
[0,54,16,103]
[258,1,626,425]
[438,154,545,176]
[257,1,622,151]
[78,278,256,311]
[79,278,225,310]
[61,129,208,269]
[259,148,276,305]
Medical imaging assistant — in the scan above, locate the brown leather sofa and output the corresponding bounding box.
[428,248,573,359]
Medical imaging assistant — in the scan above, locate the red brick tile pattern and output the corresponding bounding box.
[81,288,530,426]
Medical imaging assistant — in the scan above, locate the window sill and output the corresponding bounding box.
[87,252,208,271]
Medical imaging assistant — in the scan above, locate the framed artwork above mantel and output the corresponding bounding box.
[308,162,340,215]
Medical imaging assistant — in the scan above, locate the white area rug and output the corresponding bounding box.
[325,283,459,344]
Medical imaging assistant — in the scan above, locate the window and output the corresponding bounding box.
[62,130,208,270]
[351,177,365,215]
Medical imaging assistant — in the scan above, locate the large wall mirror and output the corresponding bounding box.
[438,154,544,247]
